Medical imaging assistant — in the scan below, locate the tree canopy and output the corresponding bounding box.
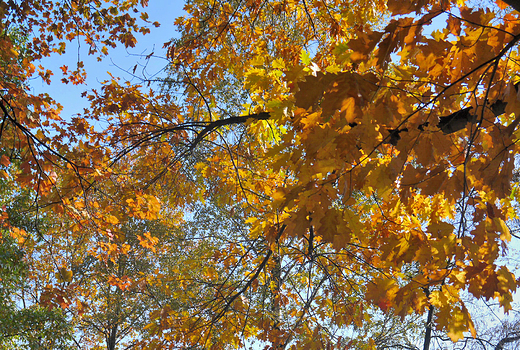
[2,0,520,349]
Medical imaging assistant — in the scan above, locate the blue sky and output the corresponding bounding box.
[30,0,185,119]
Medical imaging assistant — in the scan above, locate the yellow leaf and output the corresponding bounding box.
[448,305,476,341]
[106,215,119,225]
[300,49,311,65]
[429,285,460,308]
[427,221,454,239]
[366,277,398,311]
[10,227,27,244]
[272,58,285,69]
[56,267,73,283]
[494,217,511,241]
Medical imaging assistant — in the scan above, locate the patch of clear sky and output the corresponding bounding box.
[29,0,185,121]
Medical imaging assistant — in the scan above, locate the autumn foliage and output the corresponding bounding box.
[2,0,520,349]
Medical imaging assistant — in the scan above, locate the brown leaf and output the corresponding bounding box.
[437,107,475,134]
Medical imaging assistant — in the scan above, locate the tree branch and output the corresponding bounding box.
[496,334,520,350]
[190,112,270,150]
[423,287,434,350]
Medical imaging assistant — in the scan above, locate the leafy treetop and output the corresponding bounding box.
[3,0,520,349]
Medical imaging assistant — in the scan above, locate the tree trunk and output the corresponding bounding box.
[107,323,118,350]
